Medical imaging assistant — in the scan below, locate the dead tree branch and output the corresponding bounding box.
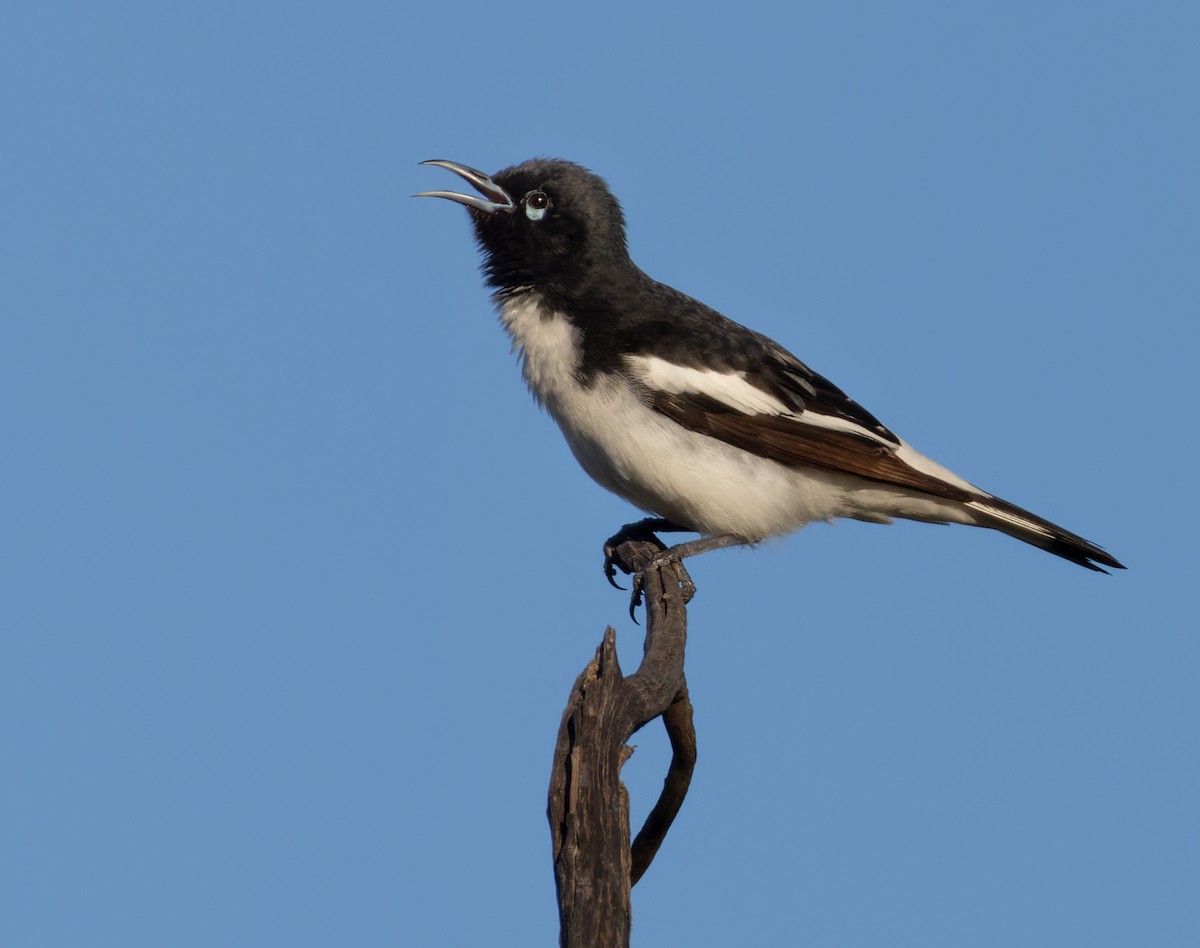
[547,537,698,947]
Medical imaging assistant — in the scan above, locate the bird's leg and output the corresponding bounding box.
[603,518,694,589]
[657,532,753,565]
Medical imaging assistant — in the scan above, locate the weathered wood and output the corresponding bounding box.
[630,684,696,886]
[548,538,697,948]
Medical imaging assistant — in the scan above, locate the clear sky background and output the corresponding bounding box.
[2,3,1196,946]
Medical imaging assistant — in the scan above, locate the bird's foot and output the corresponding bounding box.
[604,522,749,621]
[602,518,687,590]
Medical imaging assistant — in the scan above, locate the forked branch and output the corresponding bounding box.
[547,537,698,947]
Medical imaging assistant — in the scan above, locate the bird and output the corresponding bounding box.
[416,157,1124,590]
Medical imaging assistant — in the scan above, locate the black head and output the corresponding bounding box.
[416,158,632,295]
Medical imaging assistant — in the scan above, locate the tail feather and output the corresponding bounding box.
[966,497,1125,573]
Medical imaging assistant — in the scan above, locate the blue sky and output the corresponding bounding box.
[2,2,1196,945]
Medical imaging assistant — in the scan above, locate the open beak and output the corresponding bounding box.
[414,159,515,214]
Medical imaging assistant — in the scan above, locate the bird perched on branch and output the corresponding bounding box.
[416,157,1123,589]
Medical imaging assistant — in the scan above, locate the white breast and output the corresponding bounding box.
[498,293,585,410]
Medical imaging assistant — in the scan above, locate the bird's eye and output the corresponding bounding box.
[524,190,551,221]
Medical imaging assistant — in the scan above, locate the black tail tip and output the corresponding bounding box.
[1050,541,1126,574]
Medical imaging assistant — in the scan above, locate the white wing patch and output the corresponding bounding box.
[625,355,791,416]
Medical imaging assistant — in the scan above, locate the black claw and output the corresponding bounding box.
[628,571,646,624]
[603,544,627,591]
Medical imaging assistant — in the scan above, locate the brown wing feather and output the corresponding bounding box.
[653,391,973,502]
